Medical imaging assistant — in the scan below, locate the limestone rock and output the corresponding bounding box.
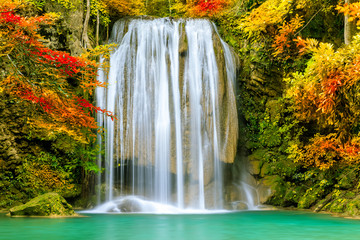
[231,201,249,210]
[258,176,279,203]
[247,149,268,176]
[9,192,77,217]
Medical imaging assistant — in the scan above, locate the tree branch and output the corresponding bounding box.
[6,54,35,87]
[295,7,323,36]
[82,0,92,49]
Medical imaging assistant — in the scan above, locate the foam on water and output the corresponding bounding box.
[82,196,230,214]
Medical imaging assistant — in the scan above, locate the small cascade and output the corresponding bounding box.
[231,182,260,210]
[95,18,238,212]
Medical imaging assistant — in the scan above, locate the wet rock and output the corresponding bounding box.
[117,199,142,212]
[9,192,77,217]
[230,201,249,210]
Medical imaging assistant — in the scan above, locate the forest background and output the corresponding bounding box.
[1,0,360,216]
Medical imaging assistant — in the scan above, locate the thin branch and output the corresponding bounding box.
[7,54,24,77]
[295,7,324,36]
[6,54,35,87]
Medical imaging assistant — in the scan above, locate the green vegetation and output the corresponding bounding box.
[214,0,360,216]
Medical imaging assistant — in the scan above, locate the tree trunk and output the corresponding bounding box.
[344,0,357,45]
[96,10,99,46]
[169,0,172,15]
[107,25,109,42]
[82,0,92,49]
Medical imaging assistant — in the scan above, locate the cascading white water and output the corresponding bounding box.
[95,18,238,212]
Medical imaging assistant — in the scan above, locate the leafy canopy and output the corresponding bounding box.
[0,0,115,144]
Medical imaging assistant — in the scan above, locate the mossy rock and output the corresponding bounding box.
[337,170,358,190]
[327,198,349,213]
[248,149,269,176]
[314,193,333,212]
[264,178,300,207]
[344,191,356,199]
[8,192,77,217]
[345,196,360,216]
[282,187,301,207]
[298,187,325,209]
[248,159,261,175]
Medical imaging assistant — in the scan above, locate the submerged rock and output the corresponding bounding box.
[117,198,142,212]
[9,192,77,217]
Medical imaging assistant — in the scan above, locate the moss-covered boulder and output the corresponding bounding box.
[298,186,327,209]
[8,192,77,217]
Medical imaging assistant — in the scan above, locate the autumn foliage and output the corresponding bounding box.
[285,24,360,169]
[0,0,114,143]
[102,0,144,16]
[272,15,304,60]
[236,0,360,172]
[290,134,360,170]
[189,0,230,17]
[239,0,292,35]
[337,2,360,26]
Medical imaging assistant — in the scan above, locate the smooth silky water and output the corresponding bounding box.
[95,17,239,211]
[2,211,360,240]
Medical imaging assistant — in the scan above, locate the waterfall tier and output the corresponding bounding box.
[96,18,238,211]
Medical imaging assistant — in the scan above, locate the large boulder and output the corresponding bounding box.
[8,192,77,217]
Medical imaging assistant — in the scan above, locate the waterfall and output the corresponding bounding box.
[95,18,238,212]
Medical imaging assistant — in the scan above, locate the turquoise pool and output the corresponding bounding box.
[1,211,360,240]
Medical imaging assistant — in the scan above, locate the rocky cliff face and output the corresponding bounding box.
[0,94,27,173]
[43,0,84,56]
[0,93,37,207]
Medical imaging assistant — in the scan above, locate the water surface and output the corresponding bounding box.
[1,211,360,240]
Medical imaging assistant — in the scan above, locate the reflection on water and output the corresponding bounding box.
[1,211,360,240]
